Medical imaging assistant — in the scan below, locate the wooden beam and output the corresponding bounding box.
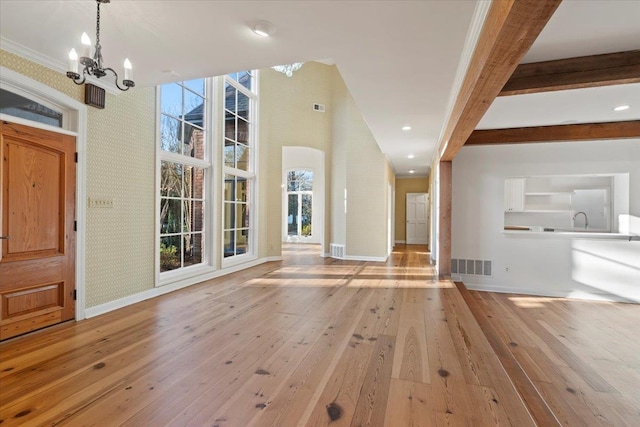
[439,0,562,161]
[500,50,640,96]
[466,120,640,145]
[438,161,452,277]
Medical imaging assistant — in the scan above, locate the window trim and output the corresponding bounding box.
[155,79,215,286]
[221,72,258,268]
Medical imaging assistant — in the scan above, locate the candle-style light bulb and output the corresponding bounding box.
[80,32,92,58]
[123,58,132,81]
[68,49,79,74]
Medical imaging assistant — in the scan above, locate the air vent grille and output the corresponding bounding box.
[330,243,345,259]
[451,259,492,277]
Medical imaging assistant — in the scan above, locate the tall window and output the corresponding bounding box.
[223,71,256,259]
[159,79,207,272]
[286,170,313,237]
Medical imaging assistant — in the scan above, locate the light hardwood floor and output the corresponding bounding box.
[0,244,638,426]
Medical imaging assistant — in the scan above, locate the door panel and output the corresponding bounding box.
[0,121,76,340]
[406,193,428,244]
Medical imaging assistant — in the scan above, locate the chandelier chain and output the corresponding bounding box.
[96,1,101,46]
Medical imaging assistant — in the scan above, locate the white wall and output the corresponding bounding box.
[452,139,640,303]
[282,146,325,245]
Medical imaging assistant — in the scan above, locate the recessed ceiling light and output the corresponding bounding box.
[409,169,415,174]
[251,20,275,37]
[407,154,415,159]
[402,125,412,131]
[613,105,630,111]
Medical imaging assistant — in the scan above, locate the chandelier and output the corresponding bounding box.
[272,63,304,77]
[66,0,134,91]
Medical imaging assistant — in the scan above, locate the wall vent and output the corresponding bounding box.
[451,259,492,277]
[313,103,325,112]
[329,243,345,259]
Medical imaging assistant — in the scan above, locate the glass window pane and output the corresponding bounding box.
[224,139,235,168]
[238,92,249,120]
[302,194,312,236]
[0,89,63,127]
[224,175,235,201]
[288,194,298,235]
[238,71,252,91]
[225,116,236,141]
[183,166,205,199]
[224,202,235,230]
[236,144,249,171]
[191,201,204,232]
[287,171,297,191]
[236,229,248,255]
[160,115,181,153]
[184,78,205,96]
[160,83,182,117]
[300,171,313,191]
[183,199,201,233]
[236,203,249,229]
[225,83,237,114]
[237,118,249,144]
[160,198,181,234]
[160,161,182,197]
[183,124,205,159]
[223,230,234,258]
[236,178,248,202]
[160,235,181,272]
[183,233,203,267]
[183,91,204,127]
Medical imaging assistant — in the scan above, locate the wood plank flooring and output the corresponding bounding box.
[0,244,638,426]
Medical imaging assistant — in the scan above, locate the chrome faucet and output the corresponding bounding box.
[573,211,589,228]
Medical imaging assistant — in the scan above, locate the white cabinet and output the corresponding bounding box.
[504,178,525,212]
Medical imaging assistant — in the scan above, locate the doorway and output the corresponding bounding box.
[406,193,428,244]
[286,170,313,240]
[0,121,77,339]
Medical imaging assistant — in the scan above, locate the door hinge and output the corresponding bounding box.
[73,289,77,300]
[75,152,78,163]
[74,221,77,232]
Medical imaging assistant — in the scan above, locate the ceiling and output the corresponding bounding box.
[479,0,640,130]
[1,1,638,177]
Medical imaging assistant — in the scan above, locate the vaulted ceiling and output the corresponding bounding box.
[1,1,638,176]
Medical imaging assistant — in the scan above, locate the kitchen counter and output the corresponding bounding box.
[502,228,639,241]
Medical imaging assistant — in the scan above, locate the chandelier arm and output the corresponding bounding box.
[66,71,86,85]
[103,67,133,91]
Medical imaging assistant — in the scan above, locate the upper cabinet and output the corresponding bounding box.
[504,178,525,212]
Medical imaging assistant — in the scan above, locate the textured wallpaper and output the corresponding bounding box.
[1,49,156,308]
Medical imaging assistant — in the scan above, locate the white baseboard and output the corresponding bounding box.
[84,256,283,319]
[394,240,406,244]
[463,282,638,304]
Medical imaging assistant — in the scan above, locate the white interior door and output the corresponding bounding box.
[406,193,428,244]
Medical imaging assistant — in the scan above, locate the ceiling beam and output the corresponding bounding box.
[500,50,640,96]
[438,0,562,162]
[466,120,640,145]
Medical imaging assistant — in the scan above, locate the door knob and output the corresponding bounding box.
[0,236,9,239]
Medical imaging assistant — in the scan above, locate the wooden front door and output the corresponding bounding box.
[0,121,76,340]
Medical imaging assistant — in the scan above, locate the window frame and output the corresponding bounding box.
[221,71,259,268]
[155,78,215,286]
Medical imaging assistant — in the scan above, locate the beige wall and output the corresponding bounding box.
[332,69,390,258]
[1,49,156,308]
[395,177,429,242]
[259,62,334,257]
